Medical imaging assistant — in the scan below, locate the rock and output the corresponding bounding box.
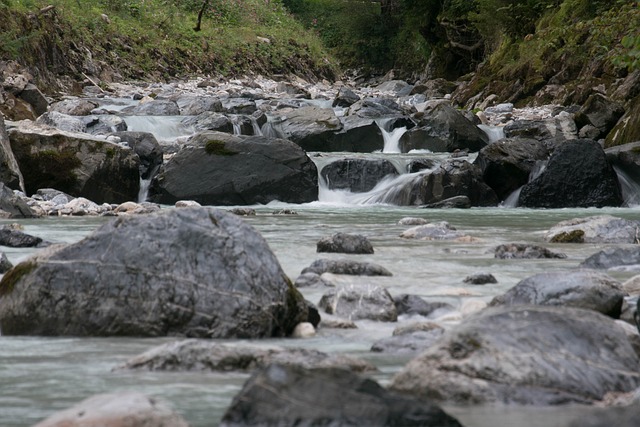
[278,106,343,150]
[111,131,163,179]
[174,200,201,208]
[320,158,398,192]
[0,207,308,337]
[574,93,625,140]
[605,141,640,205]
[301,259,392,276]
[173,95,223,115]
[18,83,48,116]
[394,294,454,317]
[490,271,625,318]
[605,94,640,148]
[182,111,234,133]
[348,97,404,119]
[0,115,24,192]
[325,115,383,152]
[220,98,257,114]
[384,159,498,207]
[84,115,128,135]
[291,322,315,338]
[294,272,335,288]
[0,227,42,247]
[463,273,497,285]
[503,115,578,145]
[580,247,640,271]
[230,207,256,216]
[474,137,549,201]
[407,158,437,173]
[545,215,640,244]
[129,99,180,115]
[149,132,318,205]
[397,217,429,226]
[390,305,640,405]
[117,340,375,373]
[332,87,360,107]
[9,122,140,204]
[371,323,445,354]
[400,221,466,240]
[316,232,374,254]
[220,364,463,427]
[411,78,458,98]
[49,98,99,116]
[399,103,488,153]
[0,252,13,273]
[0,182,36,218]
[519,139,623,208]
[318,284,397,321]
[36,111,87,133]
[32,392,188,427]
[421,195,471,209]
[494,243,567,259]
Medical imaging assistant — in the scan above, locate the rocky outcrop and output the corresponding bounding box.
[399,103,488,152]
[221,364,463,427]
[490,271,625,318]
[390,305,640,405]
[0,116,24,192]
[8,122,140,203]
[605,94,640,148]
[574,93,625,140]
[318,284,398,321]
[474,137,549,200]
[33,392,188,427]
[0,207,308,337]
[149,131,318,205]
[316,232,374,254]
[545,215,640,244]
[581,247,640,271]
[301,259,392,276]
[518,139,623,208]
[320,158,398,192]
[118,340,376,373]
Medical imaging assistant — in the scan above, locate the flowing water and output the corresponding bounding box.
[2,204,639,426]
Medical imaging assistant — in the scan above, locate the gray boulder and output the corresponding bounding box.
[394,294,454,317]
[0,207,308,337]
[9,123,140,204]
[0,227,42,247]
[400,221,466,241]
[504,115,578,145]
[333,87,360,108]
[149,132,318,205]
[318,284,397,321]
[33,392,188,427]
[0,115,24,192]
[220,98,257,114]
[371,323,445,354]
[0,182,36,218]
[349,97,404,119]
[49,98,98,116]
[220,364,463,427]
[421,195,472,209]
[490,271,625,318]
[173,95,223,115]
[390,305,640,405]
[317,232,374,254]
[35,111,86,133]
[182,111,234,133]
[605,141,640,205]
[574,93,625,140]
[581,247,640,271]
[463,273,497,285]
[111,131,163,179]
[519,139,623,208]
[399,103,488,153]
[83,115,128,135]
[321,158,398,192]
[301,259,392,276]
[325,115,384,152]
[545,215,640,244]
[18,83,48,116]
[474,138,549,200]
[494,243,567,259]
[271,106,342,149]
[118,340,376,373]
[0,252,12,273]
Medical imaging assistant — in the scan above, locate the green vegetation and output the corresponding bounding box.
[204,139,237,155]
[0,261,36,297]
[549,230,585,243]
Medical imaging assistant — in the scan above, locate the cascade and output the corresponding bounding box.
[122,116,194,144]
[250,116,263,136]
[137,164,162,203]
[501,160,548,208]
[613,166,640,207]
[375,118,407,153]
[478,124,505,143]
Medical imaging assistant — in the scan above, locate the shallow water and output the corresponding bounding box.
[1,204,639,426]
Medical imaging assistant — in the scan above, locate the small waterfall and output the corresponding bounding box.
[501,186,523,208]
[137,164,162,203]
[614,166,640,207]
[478,124,505,143]
[250,116,263,136]
[375,118,407,153]
[122,116,194,143]
[261,114,286,139]
[529,160,547,181]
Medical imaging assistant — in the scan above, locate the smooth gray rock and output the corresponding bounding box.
[49,98,98,116]
[182,111,234,133]
[117,340,376,373]
[320,158,398,192]
[545,215,640,244]
[220,364,463,427]
[394,294,454,317]
[294,272,335,288]
[333,87,360,107]
[371,324,444,354]
[173,95,223,115]
[301,259,392,276]
[325,115,384,152]
[391,305,640,405]
[129,99,180,115]
[318,284,397,321]
[149,132,318,205]
[519,139,623,208]
[111,131,163,179]
[33,392,188,427]
[0,227,42,247]
[581,246,640,270]
[35,111,86,133]
[490,271,625,318]
[317,232,374,254]
[400,221,465,240]
[494,243,567,259]
[0,207,308,337]
[274,106,342,149]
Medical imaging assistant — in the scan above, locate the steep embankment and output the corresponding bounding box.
[0,0,337,93]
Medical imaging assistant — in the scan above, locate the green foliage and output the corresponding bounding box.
[615,33,640,71]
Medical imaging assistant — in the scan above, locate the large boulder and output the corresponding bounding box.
[318,284,398,322]
[111,131,163,179]
[320,158,398,192]
[316,232,374,254]
[127,99,180,116]
[493,243,566,259]
[0,207,308,337]
[545,215,640,244]
[33,392,188,427]
[325,115,384,152]
[489,271,626,318]
[118,340,376,373]
[149,132,318,205]
[581,247,640,271]
[0,116,24,192]
[473,138,549,201]
[8,122,140,203]
[574,93,625,140]
[503,115,578,145]
[220,364,463,427]
[518,139,623,208]
[49,98,99,116]
[271,106,342,150]
[181,111,234,134]
[399,103,488,153]
[35,111,86,133]
[390,305,640,405]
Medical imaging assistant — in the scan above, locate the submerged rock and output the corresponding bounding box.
[493,243,567,259]
[301,258,392,276]
[0,207,308,337]
[0,227,42,247]
[581,246,640,271]
[220,364,463,427]
[320,158,398,192]
[371,322,445,354]
[400,221,466,240]
[316,232,374,254]
[318,284,398,322]
[394,294,454,317]
[390,305,640,405]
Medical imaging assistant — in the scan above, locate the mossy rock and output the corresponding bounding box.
[0,261,36,297]
[20,149,81,192]
[205,140,238,156]
[550,230,585,243]
[605,95,640,148]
